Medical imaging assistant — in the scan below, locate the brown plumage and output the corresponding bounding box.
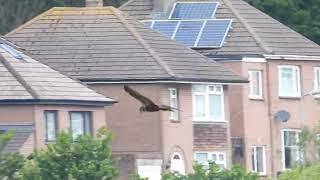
[124,85,176,112]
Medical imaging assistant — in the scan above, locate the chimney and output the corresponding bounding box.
[154,0,176,12]
[86,0,103,7]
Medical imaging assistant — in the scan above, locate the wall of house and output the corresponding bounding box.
[267,60,320,174]
[0,105,35,124]
[222,59,320,177]
[91,84,163,156]
[34,105,106,149]
[159,84,194,172]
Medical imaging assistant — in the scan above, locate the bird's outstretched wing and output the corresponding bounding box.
[159,105,181,112]
[124,85,156,106]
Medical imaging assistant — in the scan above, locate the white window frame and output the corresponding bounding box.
[251,146,267,175]
[44,110,58,142]
[281,129,302,170]
[278,65,301,98]
[248,70,263,99]
[168,88,179,121]
[194,152,226,169]
[192,84,225,122]
[313,67,320,97]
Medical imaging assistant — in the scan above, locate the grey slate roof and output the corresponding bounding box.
[0,38,114,104]
[5,7,246,83]
[120,0,320,57]
[0,124,33,153]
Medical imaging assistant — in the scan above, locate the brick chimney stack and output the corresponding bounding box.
[86,0,103,7]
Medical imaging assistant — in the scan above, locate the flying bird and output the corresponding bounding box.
[124,85,177,112]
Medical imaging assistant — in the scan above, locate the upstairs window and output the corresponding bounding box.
[249,70,263,99]
[194,152,226,169]
[251,146,266,175]
[193,85,224,122]
[70,112,92,139]
[314,67,320,93]
[278,66,300,97]
[169,88,179,121]
[44,111,58,142]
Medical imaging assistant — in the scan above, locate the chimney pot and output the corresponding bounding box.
[86,0,103,7]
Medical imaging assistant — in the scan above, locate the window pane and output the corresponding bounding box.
[284,131,297,146]
[219,154,224,161]
[71,113,84,139]
[256,147,264,172]
[84,113,91,134]
[280,67,298,96]
[45,111,57,141]
[193,85,206,92]
[251,148,256,171]
[195,153,208,163]
[195,95,205,118]
[209,94,222,120]
[250,71,261,96]
[212,154,217,161]
[316,69,320,90]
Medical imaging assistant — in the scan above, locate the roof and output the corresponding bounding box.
[0,37,114,105]
[5,7,246,83]
[0,124,33,153]
[119,0,320,57]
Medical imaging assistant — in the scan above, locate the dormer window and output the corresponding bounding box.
[0,43,23,60]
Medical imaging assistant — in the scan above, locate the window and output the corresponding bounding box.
[192,85,224,122]
[70,112,92,139]
[194,152,226,169]
[278,66,300,97]
[251,146,266,175]
[44,111,58,142]
[248,70,263,99]
[282,129,302,169]
[314,67,320,93]
[169,88,179,121]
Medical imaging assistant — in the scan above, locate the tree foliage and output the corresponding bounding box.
[161,163,258,180]
[0,128,118,180]
[245,0,320,45]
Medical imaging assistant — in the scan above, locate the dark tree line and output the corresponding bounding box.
[245,0,320,45]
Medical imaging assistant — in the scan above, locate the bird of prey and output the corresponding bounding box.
[124,85,177,112]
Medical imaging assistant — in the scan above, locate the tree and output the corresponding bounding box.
[245,0,320,45]
[0,128,119,180]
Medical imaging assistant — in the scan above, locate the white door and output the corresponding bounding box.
[170,153,185,175]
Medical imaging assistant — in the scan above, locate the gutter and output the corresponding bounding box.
[264,54,320,61]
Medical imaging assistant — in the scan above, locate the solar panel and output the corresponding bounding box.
[174,21,204,47]
[169,2,219,19]
[152,21,179,38]
[0,43,23,60]
[196,19,232,48]
[143,19,232,48]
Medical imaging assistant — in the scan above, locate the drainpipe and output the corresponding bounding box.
[266,60,275,178]
[85,0,103,7]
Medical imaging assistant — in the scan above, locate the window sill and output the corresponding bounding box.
[193,121,228,124]
[279,96,301,100]
[249,96,264,101]
[170,119,180,123]
[45,141,56,145]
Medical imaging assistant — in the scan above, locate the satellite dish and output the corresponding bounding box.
[274,110,290,123]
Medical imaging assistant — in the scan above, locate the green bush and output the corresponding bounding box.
[279,162,320,180]
[0,128,118,180]
[161,163,259,180]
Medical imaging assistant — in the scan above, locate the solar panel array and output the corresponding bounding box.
[169,2,219,19]
[144,19,232,48]
[143,2,232,48]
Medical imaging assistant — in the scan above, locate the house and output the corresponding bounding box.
[0,37,114,155]
[5,3,247,179]
[119,0,320,178]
